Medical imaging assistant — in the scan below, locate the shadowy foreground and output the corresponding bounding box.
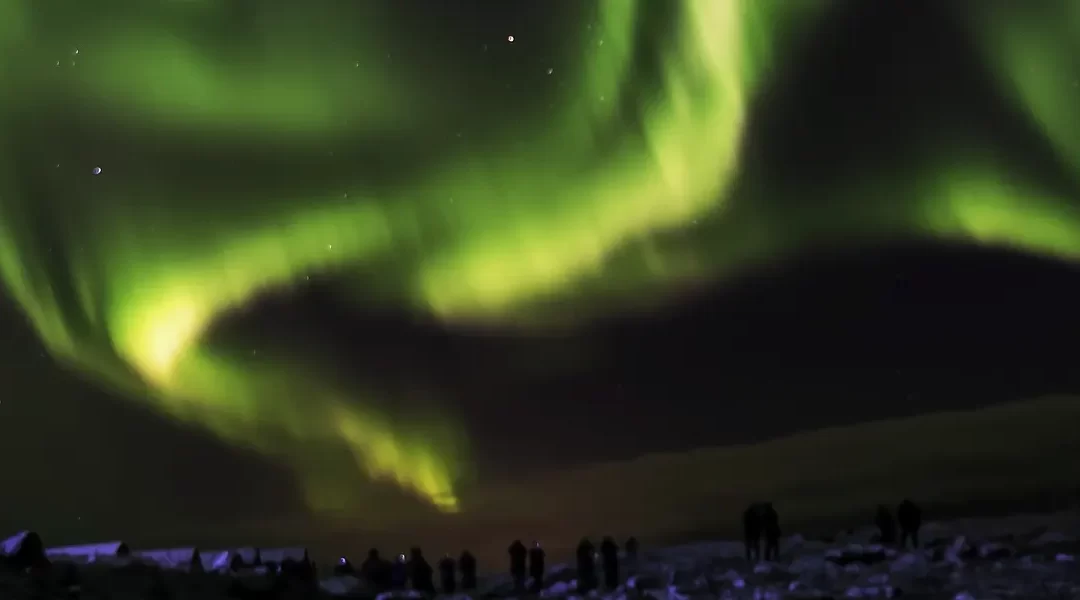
[3,510,1080,599]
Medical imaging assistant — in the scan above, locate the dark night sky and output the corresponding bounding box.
[2,0,1079,563]
[222,241,1080,478]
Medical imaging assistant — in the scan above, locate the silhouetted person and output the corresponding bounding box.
[360,548,391,592]
[600,536,619,589]
[625,536,639,562]
[459,550,478,591]
[897,499,923,549]
[408,547,435,594]
[438,554,456,594]
[743,503,763,562]
[390,553,408,590]
[527,541,546,592]
[333,556,355,576]
[762,502,781,561]
[875,504,897,545]
[508,539,527,591]
[576,538,596,593]
[281,558,317,585]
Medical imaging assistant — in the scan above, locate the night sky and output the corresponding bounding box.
[2,0,1080,564]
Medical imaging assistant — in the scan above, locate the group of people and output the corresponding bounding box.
[874,499,924,548]
[509,536,639,593]
[338,536,641,595]
[743,502,783,562]
[742,499,925,563]
[336,547,478,595]
[341,500,923,594]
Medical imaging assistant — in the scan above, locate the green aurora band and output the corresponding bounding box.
[918,2,1080,262]
[0,1,1079,516]
[959,2,1080,185]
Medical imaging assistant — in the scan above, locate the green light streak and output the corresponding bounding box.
[961,2,1080,182]
[0,0,806,513]
[4,0,1079,517]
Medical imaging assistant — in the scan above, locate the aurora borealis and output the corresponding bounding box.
[1,0,1080,531]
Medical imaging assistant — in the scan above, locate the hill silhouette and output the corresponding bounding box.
[430,396,1080,566]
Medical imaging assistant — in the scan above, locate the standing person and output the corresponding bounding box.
[438,554,456,595]
[408,547,435,594]
[508,539,527,592]
[743,503,763,562]
[459,550,478,591]
[897,499,923,549]
[599,536,619,589]
[528,541,546,592]
[390,553,408,590]
[360,548,391,593]
[333,556,354,576]
[762,503,781,561]
[575,538,596,593]
[875,504,897,545]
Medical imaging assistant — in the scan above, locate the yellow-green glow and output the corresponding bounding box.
[0,0,808,513]
[418,0,749,316]
[924,166,1080,258]
[4,0,1080,517]
[961,2,1080,183]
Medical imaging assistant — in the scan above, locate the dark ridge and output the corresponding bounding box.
[203,240,1080,478]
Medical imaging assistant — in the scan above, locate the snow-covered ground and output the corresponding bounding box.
[609,513,1080,600]
[5,511,1080,599]
[324,512,1080,600]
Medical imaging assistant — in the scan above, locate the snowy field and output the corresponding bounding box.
[4,511,1080,600]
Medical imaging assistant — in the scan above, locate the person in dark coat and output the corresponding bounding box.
[528,541,546,592]
[743,503,763,562]
[459,550,478,591]
[599,536,619,589]
[897,499,923,549]
[508,539,527,591]
[390,553,408,590]
[576,538,596,593]
[762,502,781,561]
[875,504,897,545]
[360,548,391,593]
[408,547,435,594]
[625,536,639,563]
[438,554,456,594]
